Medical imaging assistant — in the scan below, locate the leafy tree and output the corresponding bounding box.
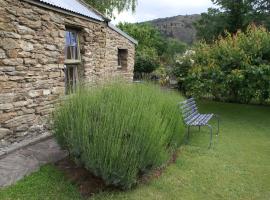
[118,23,187,76]
[118,22,166,55]
[248,0,270,29]
[162,38,186,64]
[195,8,229,42]
[213,0,250,33]
[84,0,137,18]
[118,23,165,74]
[135,47,159,74]
[195,0,270,42]
[250,0,270,12]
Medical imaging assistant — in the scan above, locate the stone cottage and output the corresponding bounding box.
[0,0,137,148]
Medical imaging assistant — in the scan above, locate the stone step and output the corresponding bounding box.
[0,137,68,187]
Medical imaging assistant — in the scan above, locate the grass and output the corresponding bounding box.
[0,165,81,200]
[1,100,270,200]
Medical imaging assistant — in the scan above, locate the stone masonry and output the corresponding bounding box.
[0,0,135,148]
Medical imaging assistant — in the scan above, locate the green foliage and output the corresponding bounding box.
[0,166,81,200]
[196,0,270,42]
[118,23,164,74]
[151,67,170,86]
[118,23,166,54]
[84,0,137,18]
[118,23,186,76]
[173,25,270,104]
[135,47,159,73]
[214,0,250,33]
[172,50,195,92]
[195,8,230,43]
[53,82,185,189]
[251,0,270,13]
[162,38,187,64]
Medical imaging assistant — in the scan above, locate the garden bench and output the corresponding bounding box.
[179,98,220,148]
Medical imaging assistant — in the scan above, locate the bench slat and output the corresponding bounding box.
[187,114,204,125]
[183,108,198,119]
[180,98,194,104]
[180,98,213,126]
[189,114,213,126]
[182,104,197,112]
[181,101,196,109]
[186,114,201,125]
[185,113,199,123]
[184,110,198,119]
[191,114,207,126]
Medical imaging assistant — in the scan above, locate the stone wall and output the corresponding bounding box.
[0,0,135,148]
[104,28,135,81]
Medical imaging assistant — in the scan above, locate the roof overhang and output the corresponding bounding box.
[108,23,138,45]
[20,0,138,45]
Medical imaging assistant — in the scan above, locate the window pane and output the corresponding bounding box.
[70,32,77,46]
[118,49,128,69]
[65,65,78,94]
[65,30,79,60]
[65,31,70,46]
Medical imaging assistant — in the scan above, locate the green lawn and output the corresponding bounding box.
[1,101,270,200]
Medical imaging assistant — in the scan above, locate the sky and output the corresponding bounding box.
[112,0,215,24]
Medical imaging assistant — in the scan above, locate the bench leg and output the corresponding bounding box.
[215,115,220,135]
[185,126,190,144]
[206,124,213,149]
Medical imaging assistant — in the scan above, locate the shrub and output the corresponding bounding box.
[173,25,270,104]
[135,47,159,74]
[53,82,185,189]
[172,50,196,92]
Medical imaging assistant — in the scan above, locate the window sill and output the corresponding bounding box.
[65,60,81,64]
[117,66,128,71]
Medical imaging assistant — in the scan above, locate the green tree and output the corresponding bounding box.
[213,0,250,33]
[118,22,166,55]
[248,0,270,29]
[250,0,270,12]
[195,8,229,42]
[118,23,166,74]
[84,0,137,18]
[195,0,270,42]
[163,38,186,64]
[118,23,187,76]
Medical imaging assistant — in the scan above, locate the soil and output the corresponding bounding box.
[54,158,118,198]
[139,150,179,184]
[54,150,180,198]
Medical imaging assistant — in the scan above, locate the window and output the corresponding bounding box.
[65,29,80,63]
[118,49,128,69]
[64,65,78,94]
[64,29,81,94]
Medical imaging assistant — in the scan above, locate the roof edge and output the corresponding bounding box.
[77,0,111,22]
[108,23,138,45]
[20,0,137,45]
[21,0,104,23]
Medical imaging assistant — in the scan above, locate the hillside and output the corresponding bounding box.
[146,14,201,44]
